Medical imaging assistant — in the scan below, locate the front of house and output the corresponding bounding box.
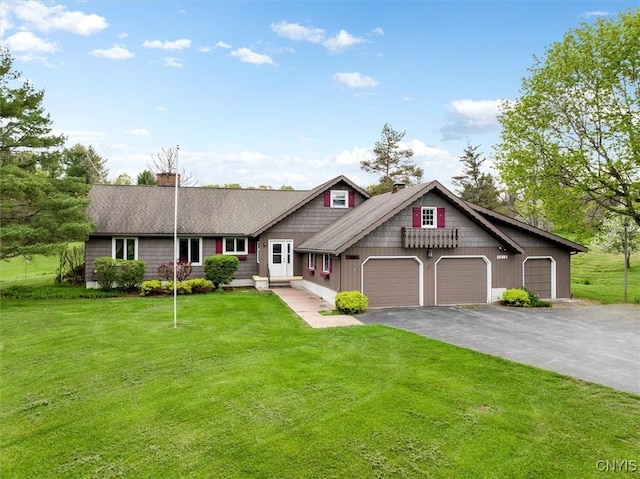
[85,175,586,307]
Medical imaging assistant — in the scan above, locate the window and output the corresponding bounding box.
[322,254,331,275]
[224,237,247,255]
[178,237,202,265]
[308,253,316,270]
[421,207,437,229]
[330,190,348,208]
[113,237,137,260]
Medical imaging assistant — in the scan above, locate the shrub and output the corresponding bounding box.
[501,288,531,307]
[140,280,168,296]
[523,288,552,308]
[186,278,214,294]
[334,291,368,314]
[94,257,118,291]
[116,260,146,291]
[167,281,192,294]
[157,260,193,282]
[204,255,240,290]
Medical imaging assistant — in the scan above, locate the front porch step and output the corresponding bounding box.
[252,275,303,290]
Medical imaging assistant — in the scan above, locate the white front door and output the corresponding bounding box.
[268,240,293,277]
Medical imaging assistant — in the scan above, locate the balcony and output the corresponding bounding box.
[402,227,459,249]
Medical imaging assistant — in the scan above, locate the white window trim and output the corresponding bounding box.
[112,237,138,260]
[223,237,248,255]
[308,253,316,270]
[421,206,437,229]
[330,190,348,208]
[322,254,331,274]
[178,237,203,266]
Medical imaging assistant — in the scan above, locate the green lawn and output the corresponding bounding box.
[1,292,638,478]
[571,249,640,304]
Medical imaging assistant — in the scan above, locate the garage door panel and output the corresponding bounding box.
[363,258,420,308]
[525,259,552,299]
[437,257,487,305]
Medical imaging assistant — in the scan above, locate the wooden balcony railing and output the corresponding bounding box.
[402,227,459,249]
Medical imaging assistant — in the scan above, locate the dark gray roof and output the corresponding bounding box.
[88,184,309,236]
[297,181,531,255]
[466,202,588,253]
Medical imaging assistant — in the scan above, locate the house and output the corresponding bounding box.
[85,174,586,307]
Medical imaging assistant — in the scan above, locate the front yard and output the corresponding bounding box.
[1,291,638,478]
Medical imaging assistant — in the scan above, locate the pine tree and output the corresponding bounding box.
[452,143,501,210]
[0,49,93,260]
[361,123,423,194]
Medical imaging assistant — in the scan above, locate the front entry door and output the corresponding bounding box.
[268,240,293,277]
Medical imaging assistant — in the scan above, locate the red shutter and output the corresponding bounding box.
[314,255,317,269]
[215,238,223,254]
[329,257,332,273]
[437,207,446,228]
[348,191,355,207]
[248,239,256,254]
[413,207,422,228]
[324,190,331,207]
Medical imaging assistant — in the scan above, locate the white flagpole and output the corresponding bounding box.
[173,145,180,329]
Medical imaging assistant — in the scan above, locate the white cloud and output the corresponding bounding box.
[163,57,182,68]
[4,31,58,53]
[271,21,325,43]
[440,98,504,140]
[372,27,384,35]
[0,3,12,37]
[123,129,151,137]
[7,0,107,35]
[198,46,213,53]
[57,129,106,146]
[323,30,367,52]
[117,32,128,39]
[91,45,134,60]
[142,39,191,51]
[333,72,378,88]
[334,147,370,165]
[215,41,232,49]
[156,106,167,111]
[231,47,274,65]
[583,10,610,18]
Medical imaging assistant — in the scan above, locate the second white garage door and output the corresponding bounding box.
[362,257,421,308]
[436,257,489,305]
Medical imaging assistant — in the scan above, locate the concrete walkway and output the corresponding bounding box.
[271,287,362,328]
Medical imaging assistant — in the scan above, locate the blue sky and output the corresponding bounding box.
[2,1,638,190]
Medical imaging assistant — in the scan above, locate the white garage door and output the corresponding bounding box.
[437,257,488,305]
[363,257,421,307]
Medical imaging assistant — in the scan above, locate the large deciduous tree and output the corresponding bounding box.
[495,11,640,233]
[0,49,93,260]
[452,143,501,210]
[361,123,423,194]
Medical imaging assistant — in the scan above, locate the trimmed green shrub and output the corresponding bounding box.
[501,288,531,307]
[204,255,240,290]
[116,260,146,291]
[523,288,552,308]
[334,291,368,314]
[140,280,168,296]
[94,257,118,291]
[186,278,214,294]
[167,281,192,295]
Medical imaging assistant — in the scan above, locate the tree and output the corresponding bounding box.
[114,173,132,185]
[63,143,109,185]
[149,146,196,186]
[495,11,640,234]
[0,49,93,260]
[595,216,639,268]
[452,143,501,210]
[361,123,423,194]
[136,169,157,185]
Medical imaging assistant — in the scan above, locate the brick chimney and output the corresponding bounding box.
[156,172,180,187]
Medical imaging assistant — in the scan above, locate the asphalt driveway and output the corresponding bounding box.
[359,301,640,394]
